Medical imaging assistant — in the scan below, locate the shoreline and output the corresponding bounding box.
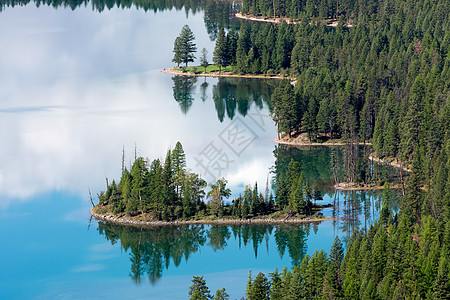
[161,67,284,80]
[235,12,298,24]
[235,12,354,28]
[334,182,403,191]
[274,137,372,147]
[90,209,332,227]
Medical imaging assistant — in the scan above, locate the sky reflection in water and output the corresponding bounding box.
[0,4,276,208]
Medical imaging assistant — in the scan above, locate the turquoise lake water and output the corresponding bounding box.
[0,1,398,299]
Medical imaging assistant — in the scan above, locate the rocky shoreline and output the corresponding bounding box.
[90,209,331,227]
[274,137,372,147]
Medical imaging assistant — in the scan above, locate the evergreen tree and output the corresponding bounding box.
[269,269,284,300]
[172,36,183,67]
[172,141,187,198]
[173,25,197,67]
[200,48,209,70]
[188,276,212,300]
[214,288,229,300]
[246,272,270,300]
[213,28,228,73]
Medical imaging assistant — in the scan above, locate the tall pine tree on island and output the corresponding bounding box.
[173,25,197,68]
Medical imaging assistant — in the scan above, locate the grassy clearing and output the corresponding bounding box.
[175,64,233,74]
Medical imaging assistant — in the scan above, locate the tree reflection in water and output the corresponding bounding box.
[171,76,276,120]
[97,222,315,284]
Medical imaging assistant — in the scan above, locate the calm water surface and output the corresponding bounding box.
[0,2,395,299]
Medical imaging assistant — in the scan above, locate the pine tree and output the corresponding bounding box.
[173,25,197,67]
[200,48,209,70]
[403,150,423,222]
[433,254,450,299]
[161,150,176,219]
[269,269,284,300]
[371,225,388,284]
[188,276,212,300]
[226,29,238,65]
[247,272,270,300]
[213,28,228,73]
[214,288,229,300]
[328,235,344,280]
[172,36,183,67]
[171,141,186,198]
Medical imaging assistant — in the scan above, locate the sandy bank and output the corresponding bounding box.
[275,136,372,147]
[334,182,403,191]
[235,12,298,24]
[235,13,354,27]
[90,209,331,227]
[161,67,284,80]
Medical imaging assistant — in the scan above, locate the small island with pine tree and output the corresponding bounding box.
[162,24,291,79]
[90,142,332,227]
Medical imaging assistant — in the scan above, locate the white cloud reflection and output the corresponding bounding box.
[0,5,277,209]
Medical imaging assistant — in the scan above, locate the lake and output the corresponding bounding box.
[0,1,397,299]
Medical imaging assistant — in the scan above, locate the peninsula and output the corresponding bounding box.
[90,141,331,227]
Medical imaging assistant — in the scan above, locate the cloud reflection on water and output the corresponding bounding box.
[0,5,277,208]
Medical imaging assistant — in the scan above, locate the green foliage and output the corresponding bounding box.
[246,272,270,300]
[207,178,231,217]
[213,28,228,73]
[97,142,209,221]
[173,25,197,67]
[200,48,209,69]
[189,276,212,300]
[214,288,229,300]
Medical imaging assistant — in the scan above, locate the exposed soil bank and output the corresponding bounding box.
[334,182,403,191]
[235,13,354,27]
[161,67,284,80]
[274,132,372,147]
[235,12,298,24]
[90,209,332,228]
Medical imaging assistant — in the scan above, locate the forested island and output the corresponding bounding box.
[162,0,450,298]
[91,142,329,225]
